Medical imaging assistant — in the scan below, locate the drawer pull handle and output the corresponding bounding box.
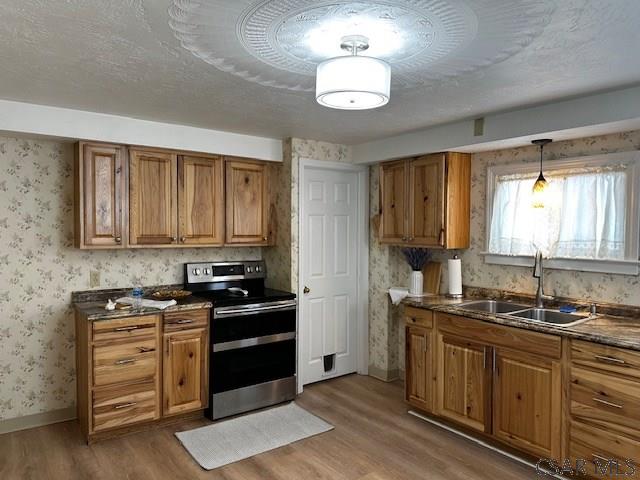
[114,402,137,410]
[594,355,626,365]
[175,319,194,325]
[137,346,154,353]
[593,397,623,409]
[114,326,139,332]
[114,358,136,366]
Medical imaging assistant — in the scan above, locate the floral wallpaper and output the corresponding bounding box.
[0,136,260,421]
[379,130,640,374]
[264,138,352,294]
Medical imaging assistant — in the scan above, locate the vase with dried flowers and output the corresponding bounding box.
[402,247,431,295]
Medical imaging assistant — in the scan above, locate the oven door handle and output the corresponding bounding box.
[213,332,296,352]
[214,301,297,316]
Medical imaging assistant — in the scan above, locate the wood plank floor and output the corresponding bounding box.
[0,375,533,479]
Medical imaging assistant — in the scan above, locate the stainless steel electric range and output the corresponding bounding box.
[184,260,297,420]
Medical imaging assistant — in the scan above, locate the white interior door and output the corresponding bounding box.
[300,165,360,386]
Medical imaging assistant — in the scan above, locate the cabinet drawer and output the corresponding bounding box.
[570,421,640,469]
[92,381,158,432]
[92,315,159,343]
[572,340,640,380]
[405,307,433,328]
[93,338,158,387]
[163,309,208,333]
[571,366,640,440]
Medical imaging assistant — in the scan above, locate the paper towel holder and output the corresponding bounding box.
[445,254,464,299]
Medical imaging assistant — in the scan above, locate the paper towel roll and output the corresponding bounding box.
[448,257,462,296]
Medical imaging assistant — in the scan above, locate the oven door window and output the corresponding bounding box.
[213,309,295,343]
[212,339,295,394]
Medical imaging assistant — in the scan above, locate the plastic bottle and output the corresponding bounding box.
[132,287,144,311]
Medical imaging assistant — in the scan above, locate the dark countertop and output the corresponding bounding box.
[73,285,212,321]
[403,294,640,353]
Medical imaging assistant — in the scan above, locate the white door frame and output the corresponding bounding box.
[298,158,369,393]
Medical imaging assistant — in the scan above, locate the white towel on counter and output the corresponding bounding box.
[388,287,409,305]
[115,297,178,310]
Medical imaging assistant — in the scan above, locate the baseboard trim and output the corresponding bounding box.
[0,406,76,435]
[408,410,565,480]
[368,365,400,382]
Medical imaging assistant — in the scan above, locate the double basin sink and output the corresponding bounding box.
[454,300,592,327]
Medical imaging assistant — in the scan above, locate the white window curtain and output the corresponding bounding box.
[489,168,627,260]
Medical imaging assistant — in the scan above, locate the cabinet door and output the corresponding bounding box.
[406,325,432,412]
[163,328,208,416]
[409,154,445,246]
[178,155,224,245]
[225,159,269,244]
[379,160,408,243]
[493,348,561,459]
[78,143,126,247]
[436,334,492,433]
[129,149,177,245]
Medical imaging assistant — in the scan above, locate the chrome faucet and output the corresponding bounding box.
[533,250,553,308]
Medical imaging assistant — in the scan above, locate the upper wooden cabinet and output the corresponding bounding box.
[178,155,224,246]
[379,160,408,243]
[129,149,178,246]
[378,152,470,248]
[74,142,126,248]
[225,158,271,245]
[75,142,273,249]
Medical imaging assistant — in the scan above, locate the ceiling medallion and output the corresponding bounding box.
[168,0,554,93]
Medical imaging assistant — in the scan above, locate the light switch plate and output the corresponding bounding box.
[89,270,100,288]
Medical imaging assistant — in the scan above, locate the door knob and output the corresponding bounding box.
[303,286,310,294]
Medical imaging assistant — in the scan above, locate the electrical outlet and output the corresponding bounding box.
[89,270,100,288]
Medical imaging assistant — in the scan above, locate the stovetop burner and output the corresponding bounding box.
[193,287,296,308]
[183,260,295,308]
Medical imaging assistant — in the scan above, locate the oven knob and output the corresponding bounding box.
[203,268,211,275]
[246,266,253,273]
[192,268,201,276]
[255,265,261,273]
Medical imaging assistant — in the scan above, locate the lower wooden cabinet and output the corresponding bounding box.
[76,308,210,443]
[405,325,432,412]
[435,333,491,433]
[493,348,562,458]
[163,327,208,416]
[405,310,640,472]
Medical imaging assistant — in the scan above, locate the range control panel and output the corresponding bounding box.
[185,260,266,284]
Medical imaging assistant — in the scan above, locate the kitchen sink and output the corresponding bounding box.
[506,308,590,326]
[455,300,532,314]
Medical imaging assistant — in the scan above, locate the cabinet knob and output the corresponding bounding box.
[115,236,121,243]
[180,236,186,243]
[171,236,177,242]
[303,286,310,294]
[263,236,268,241]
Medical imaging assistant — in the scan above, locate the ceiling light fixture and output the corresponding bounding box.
[315,35,391,110]
[531,138,552,208]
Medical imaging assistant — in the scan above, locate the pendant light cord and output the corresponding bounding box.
[539,144,543,174]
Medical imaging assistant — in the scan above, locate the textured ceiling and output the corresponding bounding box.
[0,0,639,144]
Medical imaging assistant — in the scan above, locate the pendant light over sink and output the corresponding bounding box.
[531,138,552,208]
[316,35,391,110]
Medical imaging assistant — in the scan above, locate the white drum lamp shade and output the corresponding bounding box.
[316,55,391,110]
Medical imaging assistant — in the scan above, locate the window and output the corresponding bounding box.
[484,151,640,275]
